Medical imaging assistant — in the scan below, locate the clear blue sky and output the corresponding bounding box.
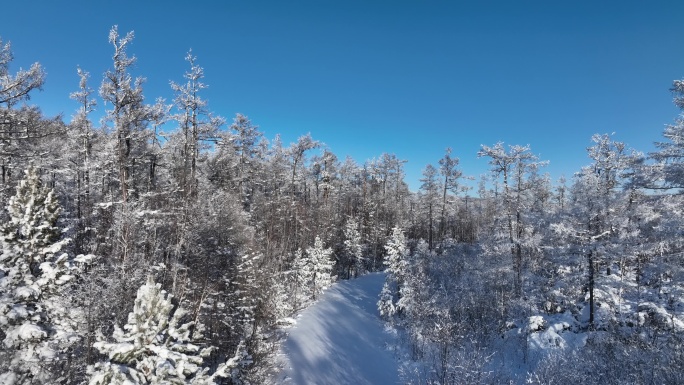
[3,1,684,191]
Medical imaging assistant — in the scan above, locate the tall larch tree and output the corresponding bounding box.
[419,164,441,252]
[170,50,223,201]
[0,37,46,194]
[68,68,97,253]
[99,26,151,204]
[478,142,546,298]
[437,148,462,242]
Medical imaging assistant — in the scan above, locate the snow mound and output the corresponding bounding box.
[4,322,47,347]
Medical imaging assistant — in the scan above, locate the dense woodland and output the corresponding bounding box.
[0,27,683,384]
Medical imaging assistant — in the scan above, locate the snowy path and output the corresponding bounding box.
[276,272,400,385]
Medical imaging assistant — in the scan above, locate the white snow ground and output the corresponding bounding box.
[275,272,400,385]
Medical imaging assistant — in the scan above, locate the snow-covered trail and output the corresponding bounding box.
[276,272,400,385]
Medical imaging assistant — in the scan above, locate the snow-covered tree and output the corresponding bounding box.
[642,78,684,189]
[68,67,98,253]
[0,166,74,384]
[343,218,364,278]
[288,134,320,197]
[419,164,441,252]
[437,148,463,243]
[378,226,409,319]
[88,276,220,384]
[226,113,262,208]
[100,26,153,204]
[235,252,261,340]
[383,226,408,283]
[477,142,547,297]
[170,50,223,201]
[377,280,397,319]
[0,37,45,106]
[291,248,312,309]
[0,166,63,264]
[563,134,640,328]
[305,236,334,299]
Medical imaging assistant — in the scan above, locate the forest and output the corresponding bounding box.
[1,26,684,384]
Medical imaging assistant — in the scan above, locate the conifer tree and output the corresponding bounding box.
[378,226,409,319]
[291,248,312,309]
[0,166,74,384]
[88,276,221,385]
[377,281,397,319]
[343,218,364,278]
[305,236,334,300]
[384,226,408,283]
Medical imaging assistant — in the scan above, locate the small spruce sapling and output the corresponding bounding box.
[88,276,222,384]
[306,236,334,300]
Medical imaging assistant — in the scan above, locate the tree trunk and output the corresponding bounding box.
[588,249,595,329]
[428,202,433,252]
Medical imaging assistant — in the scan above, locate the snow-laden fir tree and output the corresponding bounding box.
[88,276,224,385]
[305,236,334,300]
[291,248,312,309]
[383,226,408,283]
[377,280,397,319]
[378,226,408,320]
[0,166,75,384]
[343,218,364,278]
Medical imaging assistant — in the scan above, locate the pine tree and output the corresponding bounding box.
[377,281,397,319]
[378,226,409,318]
[305,236,334,300]
[88,276,220,385]
[291,248,312,309]
[343,218,364,278]
[0,166,74,384]
[384,226,408,283]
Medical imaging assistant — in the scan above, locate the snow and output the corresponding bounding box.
[527,312,586,353]
[3,322,47,347]
[276,272,400,385]
[14,286,39,300]
[0,372,18,385]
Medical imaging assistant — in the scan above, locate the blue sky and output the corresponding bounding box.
[3,1,684,191]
